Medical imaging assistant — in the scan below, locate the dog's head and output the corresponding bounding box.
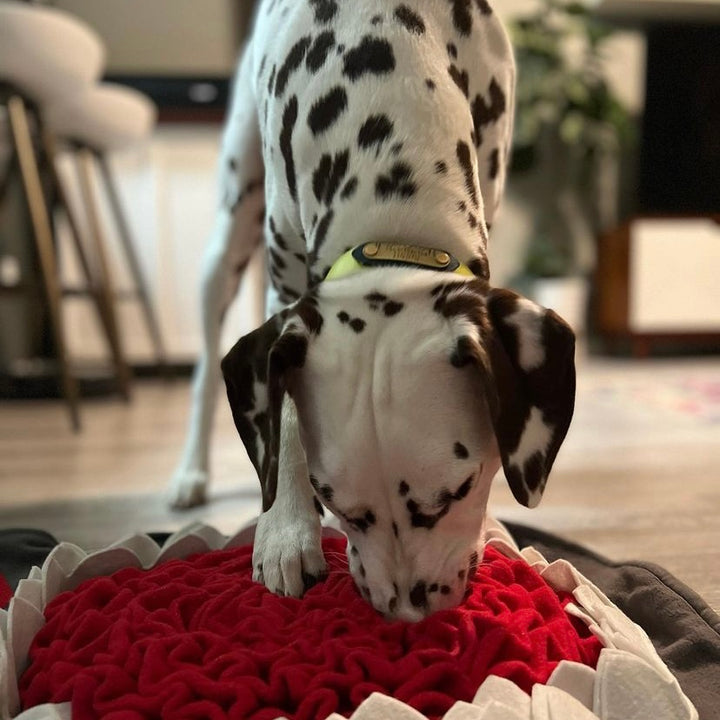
[222,269,575,620]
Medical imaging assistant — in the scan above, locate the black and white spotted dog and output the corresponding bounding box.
[169,0,576,621]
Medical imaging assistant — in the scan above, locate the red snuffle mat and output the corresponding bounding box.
[18,536,601,720]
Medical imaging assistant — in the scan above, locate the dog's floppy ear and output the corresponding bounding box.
[221,296,323,511]
[479,288,576,508]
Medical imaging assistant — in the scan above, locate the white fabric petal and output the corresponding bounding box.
[351,693,428,719]
[594,649,698,720]
[532,684,599,720]
[547,660,596,710]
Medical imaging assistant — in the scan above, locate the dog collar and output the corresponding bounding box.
[324,242,474,281]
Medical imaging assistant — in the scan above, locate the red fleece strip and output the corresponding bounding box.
[0,574,11,610]
[19,539,601,720]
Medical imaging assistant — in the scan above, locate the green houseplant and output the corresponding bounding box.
[509,0,633,287]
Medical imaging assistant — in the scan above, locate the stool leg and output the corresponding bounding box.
[42,131,129,390]
[75,147,132,400]
[6,95,81,431]
[96,154,168,374]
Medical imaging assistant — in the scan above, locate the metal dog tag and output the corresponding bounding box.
[357,242,455,270]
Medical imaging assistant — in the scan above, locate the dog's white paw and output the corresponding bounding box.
[252,505,327,598]
[168,469,208,509]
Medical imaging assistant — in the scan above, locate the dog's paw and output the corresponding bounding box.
[252,506,327,598]
[168,468,208,509]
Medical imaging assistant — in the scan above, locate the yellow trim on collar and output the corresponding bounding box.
[324,242,475,281]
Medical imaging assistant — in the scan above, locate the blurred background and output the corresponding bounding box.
[0,0,719,610]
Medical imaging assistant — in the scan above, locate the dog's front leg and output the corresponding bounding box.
[252,395,327,597]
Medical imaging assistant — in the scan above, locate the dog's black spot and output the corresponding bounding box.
[394,4,426,34]
[346,510,372,532]
[447,0,473,36]
[343,36,396,81]
[454,442,469,459]
[269,217,288,250]
[306,31,336,73]
[269,247,286,272]
[312,150,350,205]
[391,142,403,156]
[435,160,448,174]
[309,0,338,24]
[359,563,366,577]
[409,474,475,529]
[350,545,359,556]
[440,585,451,595]
[314,497,325,516]
[340,177,358,200]
[392,521,399,538]
[475,0,492,14]
[267,65,277,95]
[448,64,469,97]
[276,36,312,96]
[337,311,350,323]
[280,96,299,201]
[409,581,428,608]
[366,292,388,305]
[458,568,466,580]
[358,114,394,152]
[456,140,479,208]
[319,484,334,502]
[429,583,439,593]
[281,285,301,302]
[447,42,458,59]
[308,86,348,136]
[468,212,478,229]
[349,318,366,333]
[471,78,507,148]
[425,78,436,90]
[375,162,416,200]
[371,14,383,25]
[489,147,500,180]
[295,295,325,335]
[383,300,404,317]
[398,480,410,496]
[467,257,488,278]
[456,475,474,498]
[310,209,335,269]
[457,200,467,213]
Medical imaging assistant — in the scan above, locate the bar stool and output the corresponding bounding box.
[45,83,168,381]
[0,2,105,430]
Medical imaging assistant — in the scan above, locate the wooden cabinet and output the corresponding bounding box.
[594,216,720,356]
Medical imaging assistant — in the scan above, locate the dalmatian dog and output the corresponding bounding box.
[169,0,576,621]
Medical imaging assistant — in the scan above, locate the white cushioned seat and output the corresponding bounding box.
[0,3,104,104]
[45,83,157,152]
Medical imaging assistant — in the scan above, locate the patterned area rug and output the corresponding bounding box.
[581,361,720,426]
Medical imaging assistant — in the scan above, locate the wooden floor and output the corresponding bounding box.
[1,354,719,613]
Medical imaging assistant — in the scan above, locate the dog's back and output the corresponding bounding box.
[244,0,515,308]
